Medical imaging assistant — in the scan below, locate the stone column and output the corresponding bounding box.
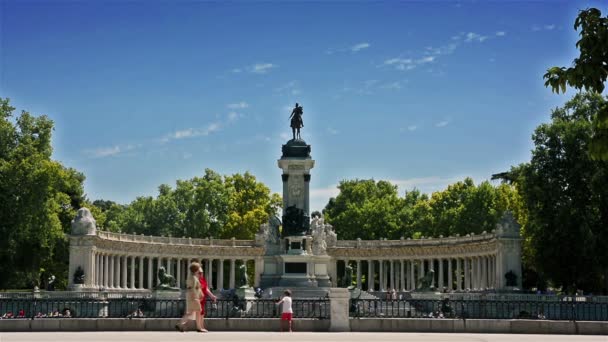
[217,259,224,290]
[367,260,374,291]
[482,256,487,289]
[208,259,215,289]
[108,255,114,288]
[389,260,395,290]
[254,257,263,288]
[438,258,444,290]
[356,260,362,289]
[121,255,127,288]
[147,257,153,289]
[378,260,384,292]
[455,258,461,291]
[400,260,405,292]
[329,288,350,332]
[447,258,453,291]
[138,257,144,289]
[229,259,236,289]
[409,260,415,290]
[477,256,482,290]
[103,254,109,288]
[130,256,135,289]
[166,258,171,276]
[176,258,181,289]
[95,253,101,287]
[464,258,470,290]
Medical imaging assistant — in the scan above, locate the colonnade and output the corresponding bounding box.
[334,255,498,292]
[88,252,262,290]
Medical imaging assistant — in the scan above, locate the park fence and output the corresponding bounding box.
[350,297,608,321]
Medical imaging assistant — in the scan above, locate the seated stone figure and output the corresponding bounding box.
[340,265,354,288]
[416,269,435,291]
[73,266,85,284]
[155,266,178,291]
[236,264,249,288]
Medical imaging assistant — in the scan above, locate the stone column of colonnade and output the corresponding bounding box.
[334,254,499,293]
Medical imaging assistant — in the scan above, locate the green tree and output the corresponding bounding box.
[323,179,404,240]
[544,8,608,160]
[324,177,523,241]
[99,169,280,240]
[0,98,85,289]
[503,93,608,293]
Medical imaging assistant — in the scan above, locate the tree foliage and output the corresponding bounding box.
[323,177,524,241]
[92,169,281,240]
[0,98,85,290]
[501,93,608,293]
[544,8,608,160]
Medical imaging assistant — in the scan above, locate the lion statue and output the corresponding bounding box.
[71,208,97,235]
[155,266,178,291]
[417,269,435,291]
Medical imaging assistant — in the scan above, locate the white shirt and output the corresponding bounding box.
[281,296,293,313]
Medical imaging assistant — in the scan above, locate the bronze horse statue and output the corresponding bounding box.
[289,103,304,140]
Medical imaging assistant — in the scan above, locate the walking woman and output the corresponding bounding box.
[175,262,204,332]
[196,260,217,332]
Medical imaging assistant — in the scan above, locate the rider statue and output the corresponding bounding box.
[289,103,304,140]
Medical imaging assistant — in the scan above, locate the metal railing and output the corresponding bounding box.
[350,298,608,321]
[0,296,330,319]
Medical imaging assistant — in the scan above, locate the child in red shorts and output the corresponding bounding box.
[276,289,293,332]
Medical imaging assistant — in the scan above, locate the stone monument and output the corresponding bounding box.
[257,104,334,295]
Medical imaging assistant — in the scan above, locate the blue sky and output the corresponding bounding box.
[1,0,604,212]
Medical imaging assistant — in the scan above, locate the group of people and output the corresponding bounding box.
[176,259,218,333]
[1,309,71,319]
[175,258,294,333]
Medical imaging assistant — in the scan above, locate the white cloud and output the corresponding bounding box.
[231,68,242,73]
[161,122,221,143]
[384,55,435,71]
[351,42,370,52]
[227,102,249,109]
[275,80,301,95]
[327,42,371,54]
[435,120,450,127]
[279,132,290,140]
[532,24,555,32]
[407,125,418,131]
[381,81,403,90]
[227,111,239,122]
[495,31,506,36]
[86,144,136,158]
[250,63,276,74]
[327,127,339,135]
[465,32,488,43]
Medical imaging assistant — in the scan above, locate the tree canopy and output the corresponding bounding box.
[92,169,281,240]
[323,177,524,241]
[498,93,608,293]
[544,8,608,160]
[0,98,85,290]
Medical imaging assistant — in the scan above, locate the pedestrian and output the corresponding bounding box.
[193,259,217,332]
[276,289,293,332]
[175,262,204,332]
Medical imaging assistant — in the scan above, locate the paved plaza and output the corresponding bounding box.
[0,332,606,342]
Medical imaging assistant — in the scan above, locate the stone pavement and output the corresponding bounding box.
[0,332,606,342]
